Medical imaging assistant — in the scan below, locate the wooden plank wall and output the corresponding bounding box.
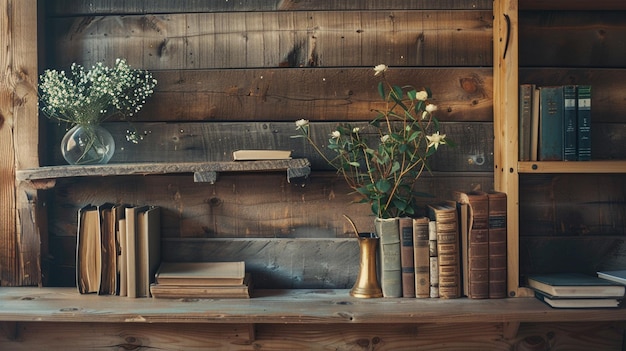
[40,1,496,289]
[517,11,626,281]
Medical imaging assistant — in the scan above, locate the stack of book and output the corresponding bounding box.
[150,261,253,299]
[527,272,624,309]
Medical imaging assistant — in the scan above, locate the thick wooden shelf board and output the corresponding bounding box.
[16,159,310,185]
[518,161,626,174]
[0,288,624,324]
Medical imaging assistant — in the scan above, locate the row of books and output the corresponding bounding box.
[519,84,591,162]
[76,203,160,298]
[527,271,625,309]
[379,190,507,299]
[150,261,253,299]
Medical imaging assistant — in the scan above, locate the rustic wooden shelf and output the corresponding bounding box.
[15,159,311,186]
[518,160,626,174]
[0,288,624,326]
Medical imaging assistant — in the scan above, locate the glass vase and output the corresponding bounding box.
[61,124,115,165]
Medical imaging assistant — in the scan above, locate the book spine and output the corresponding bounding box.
[563,85,578,161]
[530,86,540,161]
[375,217,402,298]
[467,192,490,299]
[539,86,564,161]
[488,192,508,299]
[519,84,533,161]
[413,217,430,298]
[428,220,439,298]
[399,217,415,298]
[577,85,592,161]
[429,204,461,299]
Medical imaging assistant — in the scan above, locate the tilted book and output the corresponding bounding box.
[428,202,461,299]
[453,191,489,299]
[412,217,430,298]
[76,204,102,294]
[528,273,625,298]
[399,217,415,298]
[155,261,246,286]
[487,191,507,299]
[519,84,534,161]
[597,270,626,285]
[538,86,564,161]
[376,217,402,298]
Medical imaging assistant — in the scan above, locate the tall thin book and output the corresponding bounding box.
[527,273,626,298]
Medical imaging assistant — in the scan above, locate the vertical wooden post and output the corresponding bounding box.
[0,0,41,286]
[493,0,526,297]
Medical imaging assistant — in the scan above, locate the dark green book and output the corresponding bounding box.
[577,85,592,161]
[563,85,577,161]
[534,290,621,309]
[527,273,625,298]
[538,86,564,161]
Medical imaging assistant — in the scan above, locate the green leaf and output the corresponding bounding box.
[375,179,392,193]
[377,82,385,100]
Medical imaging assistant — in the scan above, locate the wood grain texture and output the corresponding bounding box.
[44,11,493,69]
[135,68,492,123]
[520,11,626,68]
[45,0,493,15]
[0,0,40,287]
[0,320,622,350]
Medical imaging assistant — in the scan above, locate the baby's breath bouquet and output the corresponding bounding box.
[39,58,157,127]
[39,59,157,164]
[294,64,453,219]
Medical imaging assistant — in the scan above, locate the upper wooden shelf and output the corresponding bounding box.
[518,161,626,174]
[0,288,624,325]
[16,159,311,186]
[520,0,626,10]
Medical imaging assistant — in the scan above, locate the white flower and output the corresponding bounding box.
[415,90,428,101]
[331,130,341,139]
[426,103,437,113]
[380,134,390,143]
[373,64,388,76]
[295,119,309,130]
[352,127,360,133]
[426,131,447,150]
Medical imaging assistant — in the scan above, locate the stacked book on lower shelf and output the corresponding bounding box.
[150,261,253,299]
[527,273,624,309]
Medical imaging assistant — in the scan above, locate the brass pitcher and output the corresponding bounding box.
[350,233,383,298]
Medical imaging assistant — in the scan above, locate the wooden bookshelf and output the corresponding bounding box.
[518,161,626,174]
[0,288,624,326]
